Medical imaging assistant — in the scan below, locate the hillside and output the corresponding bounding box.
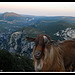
[0,27,45,57]
[1,12,75,71]
[0,49,34,72]
[1,19,75,57]
[1,12,75,54]
[0,12,36,25]
[1,12,75,50]
[0,12,38,45]
[35,20,75,40]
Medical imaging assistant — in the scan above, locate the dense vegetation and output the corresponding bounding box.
[35,20,75,40]
[0,49,34,72]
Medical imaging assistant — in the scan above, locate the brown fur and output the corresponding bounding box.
[58,40,75,71]
[41,45,65,72]
[26,34,75,72]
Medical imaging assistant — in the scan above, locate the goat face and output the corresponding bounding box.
[26,34,51,60]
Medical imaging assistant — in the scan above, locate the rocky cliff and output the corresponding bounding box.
[0,27,45,58]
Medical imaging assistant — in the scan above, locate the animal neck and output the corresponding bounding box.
[42,45,65,71]
[43,45,56,67]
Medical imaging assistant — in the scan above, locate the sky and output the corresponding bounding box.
[0,2,75,16]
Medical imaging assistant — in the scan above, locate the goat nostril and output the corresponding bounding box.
[35,50,40,55]
[34,50,41,58]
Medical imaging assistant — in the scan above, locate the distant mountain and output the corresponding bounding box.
[0,12,22,21]
[0,12,38,45]
[0,12,36,25]
[1,12,75,71]
[2,12,22,17]
[35,20,75,40]
[1,19,75,57]
[1,12,75,57]
[61,16,75,24]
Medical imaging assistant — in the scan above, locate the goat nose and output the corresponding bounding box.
[35,50,40,55]
[34,50,41,59]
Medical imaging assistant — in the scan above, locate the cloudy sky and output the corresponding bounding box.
[0,2,75,16]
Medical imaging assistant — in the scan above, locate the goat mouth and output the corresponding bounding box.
[34,54,42,60]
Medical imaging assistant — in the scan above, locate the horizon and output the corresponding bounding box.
[1,11,75,18]
[0,2,75,17]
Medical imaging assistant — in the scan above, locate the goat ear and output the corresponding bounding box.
[46,40,54,45]
[26,37,36,42]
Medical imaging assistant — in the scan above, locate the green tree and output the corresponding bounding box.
[0,49,34,72]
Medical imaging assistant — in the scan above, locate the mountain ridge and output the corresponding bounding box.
[2,12,22,17]
[1,12,75,56]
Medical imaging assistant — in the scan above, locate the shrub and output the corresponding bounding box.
[0,49,34,72]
